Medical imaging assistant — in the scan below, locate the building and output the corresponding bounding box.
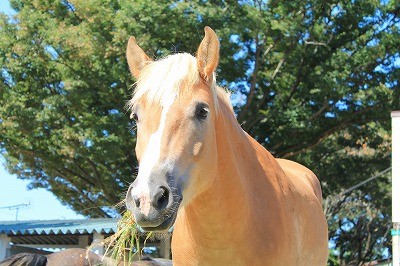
[0,218,171,260]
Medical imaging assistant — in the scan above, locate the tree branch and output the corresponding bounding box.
[278,101,388,158]
[238,34,262,122]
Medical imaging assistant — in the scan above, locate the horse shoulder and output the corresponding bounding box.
[276,158,323,203]
[276,158,328,265]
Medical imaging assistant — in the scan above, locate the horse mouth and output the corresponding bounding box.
[139,200,181,232]
[140,208,179,232]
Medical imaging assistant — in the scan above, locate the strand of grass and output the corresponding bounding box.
[128,225,135,263]
[141,232,153,258]
[135,230,140,262]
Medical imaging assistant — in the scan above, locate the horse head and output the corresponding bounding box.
[125,27,220,231]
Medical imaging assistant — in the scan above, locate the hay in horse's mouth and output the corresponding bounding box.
[141,201,180,232]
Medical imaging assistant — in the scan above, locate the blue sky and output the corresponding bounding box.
[0,1,13,16]
[0,1,84,221]
[0,160,84,221]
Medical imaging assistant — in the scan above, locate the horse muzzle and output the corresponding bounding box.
[126,182,182,231]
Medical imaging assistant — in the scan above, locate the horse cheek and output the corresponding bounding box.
[192,142,203,157]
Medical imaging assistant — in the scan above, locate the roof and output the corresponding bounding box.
[0,218,119,236]
[0,218,163,249]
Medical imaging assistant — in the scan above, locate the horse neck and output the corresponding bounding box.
[177,98,286,247]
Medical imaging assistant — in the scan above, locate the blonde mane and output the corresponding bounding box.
[127,53,231,113]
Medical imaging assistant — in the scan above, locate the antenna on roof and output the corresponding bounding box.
[0,203,31,221]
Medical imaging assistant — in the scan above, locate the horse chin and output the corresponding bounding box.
[141,209,178,232]
[138,200,182,232]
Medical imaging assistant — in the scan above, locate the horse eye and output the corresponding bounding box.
[131,113,138,121]
[196,106,209,120]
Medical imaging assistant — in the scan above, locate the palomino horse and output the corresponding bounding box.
[125,27,328,265]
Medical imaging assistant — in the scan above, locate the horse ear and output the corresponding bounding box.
[196,26,220,81]
[126,36,152,78]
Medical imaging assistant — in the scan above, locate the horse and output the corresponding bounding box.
[0,248,172,266]
[124,26,328,265]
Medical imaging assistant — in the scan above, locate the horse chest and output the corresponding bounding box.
[170,223,294,266]
[171,238,247,266]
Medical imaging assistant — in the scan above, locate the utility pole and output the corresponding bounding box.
[392,111,400,266]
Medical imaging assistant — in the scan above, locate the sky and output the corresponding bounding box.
[0,160,84,221]
[0,1,85,222]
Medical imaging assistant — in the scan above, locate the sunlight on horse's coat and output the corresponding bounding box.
[131,96,175,217]
[125,26,328,265]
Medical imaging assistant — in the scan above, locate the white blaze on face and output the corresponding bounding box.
[130,95,176,216]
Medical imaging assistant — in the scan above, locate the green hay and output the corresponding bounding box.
[101,211,152,265]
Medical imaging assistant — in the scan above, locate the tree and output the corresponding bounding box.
[0,0,399,263]
[0,0,251,217]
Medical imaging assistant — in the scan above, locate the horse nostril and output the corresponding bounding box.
[154,187,169,210]
[133,195,140,208]
[126,186,141,210]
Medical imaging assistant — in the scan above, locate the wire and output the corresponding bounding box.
[323,167,392,216]
[341,167,392,196]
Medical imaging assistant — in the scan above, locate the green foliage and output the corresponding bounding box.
[0,0,399,263]
[0,0,137,217]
